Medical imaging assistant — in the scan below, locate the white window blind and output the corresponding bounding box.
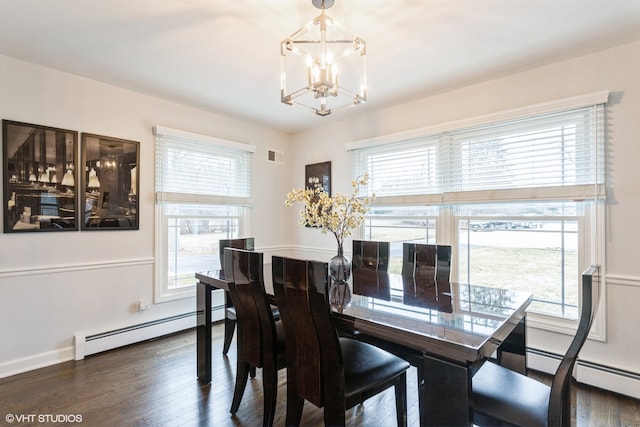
[350,136,444,204]
[154,126,254,206]
[444,105,605,203]
[350,101,605,204]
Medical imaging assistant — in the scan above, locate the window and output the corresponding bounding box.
[350,93,606,322]
[164,204,242,291]
[364,205,439,274]
[457,201,584,318]
[154,126,254,302]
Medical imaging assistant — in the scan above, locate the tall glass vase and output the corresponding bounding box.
[329,243,352,312]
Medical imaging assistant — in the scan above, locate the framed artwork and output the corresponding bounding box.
[304,161,331,228]
[305,161,331,195]
[80,133,139,230]
[3,120,78,232]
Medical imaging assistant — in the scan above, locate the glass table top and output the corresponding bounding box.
[343,268,531,353]
[197,265,532,358]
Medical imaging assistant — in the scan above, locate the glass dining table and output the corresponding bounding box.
[195,264,531,427]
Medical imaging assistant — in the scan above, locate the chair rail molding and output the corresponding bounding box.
[0,257,155,279]
[605,273,640,288]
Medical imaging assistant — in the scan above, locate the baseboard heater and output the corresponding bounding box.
[74,305,225,360]
[527,347,640,399]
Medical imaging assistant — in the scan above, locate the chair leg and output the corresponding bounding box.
[323,390,346,427]
[417,362,426,427]
[323,403,346,427]
[222,317,236,355]
[262,364,278,427]
[395,372,408,427]
[561,379,574,427]
[285,383,304,427]
[230,361,251,414]
[250,366,257,378]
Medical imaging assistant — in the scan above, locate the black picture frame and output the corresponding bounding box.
[303,161,331,228]
[80,133,139,230]
[3,120,78,232]
[305,161,331,195]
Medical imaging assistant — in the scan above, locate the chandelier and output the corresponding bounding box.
[280,0,366,116]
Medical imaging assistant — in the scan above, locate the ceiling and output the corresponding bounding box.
[1,1,640,134]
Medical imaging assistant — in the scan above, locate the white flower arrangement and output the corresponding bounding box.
[285,174,374,249]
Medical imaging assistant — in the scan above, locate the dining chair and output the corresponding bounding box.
[272,256,410,427]
[223,248,286,427]
[219,238,255,355]
[352,240,392,300]
[353,242,454,424]
[401,243,452,282]
[352,240,390,271]
[471,265,600,427]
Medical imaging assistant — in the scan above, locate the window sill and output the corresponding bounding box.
[527,309,605,342]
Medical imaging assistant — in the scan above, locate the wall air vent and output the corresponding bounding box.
[267,149,284,165]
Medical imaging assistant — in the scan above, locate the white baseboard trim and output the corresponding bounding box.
[576,360,640,400]
[0,346,75,380]
[75,305,226,360]
[0,306,225,380]
[528,348,640,399]
[74,312,197,360]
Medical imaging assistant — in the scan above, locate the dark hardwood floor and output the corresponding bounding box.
[1,324,639,426]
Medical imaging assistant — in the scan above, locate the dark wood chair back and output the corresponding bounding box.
[224,248,274,368]
[219,237,255,355]
[548,265,599,426]
[219,237,254,277]
[401,243,452,282]
[352,240,390,271]
[223,248,284,426]
[272,256,410,427]
[272,256,337,407]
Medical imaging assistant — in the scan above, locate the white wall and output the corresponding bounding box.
[289,40,640,396]
[2,37,639,397]
[0,55,293,376]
